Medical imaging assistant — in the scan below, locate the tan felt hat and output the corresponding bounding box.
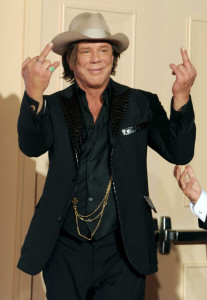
[52,12,129,55]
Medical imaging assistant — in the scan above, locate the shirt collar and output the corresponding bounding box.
[74,78,112,109]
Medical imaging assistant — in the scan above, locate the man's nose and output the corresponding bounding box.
[90,51,101,63]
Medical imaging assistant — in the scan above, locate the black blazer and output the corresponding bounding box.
[17,79,196,275]
[199,218,207,229]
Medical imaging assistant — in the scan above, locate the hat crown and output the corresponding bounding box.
[52,12,129,55]
[69,12,111,38]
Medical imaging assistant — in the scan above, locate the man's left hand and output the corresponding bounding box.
[170,47,197,111]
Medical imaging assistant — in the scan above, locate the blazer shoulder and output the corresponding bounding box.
[44,84,74,106]
[111,79,131,93]
[133,89,165,113]
[136,89,157,99]
[111,79,156,98]
[111,80,163,114]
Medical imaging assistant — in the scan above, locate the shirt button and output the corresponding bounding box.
[88,176,93,182]
[89,197,94,202]
[57,216,63,222]
[90,157,94,161]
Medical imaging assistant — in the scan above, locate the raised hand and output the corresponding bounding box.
[170,47,197,111]
[21,42,60,111]
[174,165,202,204]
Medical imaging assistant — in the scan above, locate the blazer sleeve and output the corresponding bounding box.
[198,218,207,230]
[148,94,196,165]
[17,92,53,157]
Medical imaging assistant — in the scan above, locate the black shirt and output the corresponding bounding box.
[62,80,118,240]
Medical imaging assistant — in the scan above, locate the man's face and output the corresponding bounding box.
[70,41,114,90]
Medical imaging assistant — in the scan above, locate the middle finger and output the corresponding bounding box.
[180,47,192,70]
[38,42,54,62]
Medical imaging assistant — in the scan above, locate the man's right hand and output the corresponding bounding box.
[174,165,202,205]
[21,42,60,112]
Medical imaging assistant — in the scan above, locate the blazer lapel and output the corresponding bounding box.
[110,85,131,142]
[59,92,83,166]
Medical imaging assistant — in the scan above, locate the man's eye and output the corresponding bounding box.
[80,50,90,54]
[100,49,108,53]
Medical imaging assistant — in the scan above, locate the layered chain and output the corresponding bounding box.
[72,176,113,240]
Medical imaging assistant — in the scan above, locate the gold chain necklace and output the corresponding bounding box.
[72,176,113,240]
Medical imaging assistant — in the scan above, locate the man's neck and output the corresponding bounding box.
[76,79,111,123]
[75,79,110,103]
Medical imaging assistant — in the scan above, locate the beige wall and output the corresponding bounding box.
[0,1,41,299]
[1,0,207,299]
[0,1,25,299]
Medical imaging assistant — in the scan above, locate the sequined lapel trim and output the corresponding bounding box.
[59,94,83,165]
[110,87,131,140]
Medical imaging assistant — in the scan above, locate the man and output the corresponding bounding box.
[174,165,207,229]
[18,12,196,299]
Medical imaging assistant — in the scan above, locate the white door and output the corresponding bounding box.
[19,0,207,299]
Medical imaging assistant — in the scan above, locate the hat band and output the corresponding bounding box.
[80,29,111,39]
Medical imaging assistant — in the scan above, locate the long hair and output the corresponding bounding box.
[62,42,121,83]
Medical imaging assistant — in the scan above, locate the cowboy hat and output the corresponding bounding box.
[52,12,129,55]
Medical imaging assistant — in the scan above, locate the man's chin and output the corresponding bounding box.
[88,83,103,89]
[87,78,110,89]
[75,76,110,91]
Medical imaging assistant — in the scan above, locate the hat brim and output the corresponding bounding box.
[52,31,129,55]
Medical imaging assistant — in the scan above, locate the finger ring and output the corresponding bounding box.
[36,58,42,63]
[49,66,55,72]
